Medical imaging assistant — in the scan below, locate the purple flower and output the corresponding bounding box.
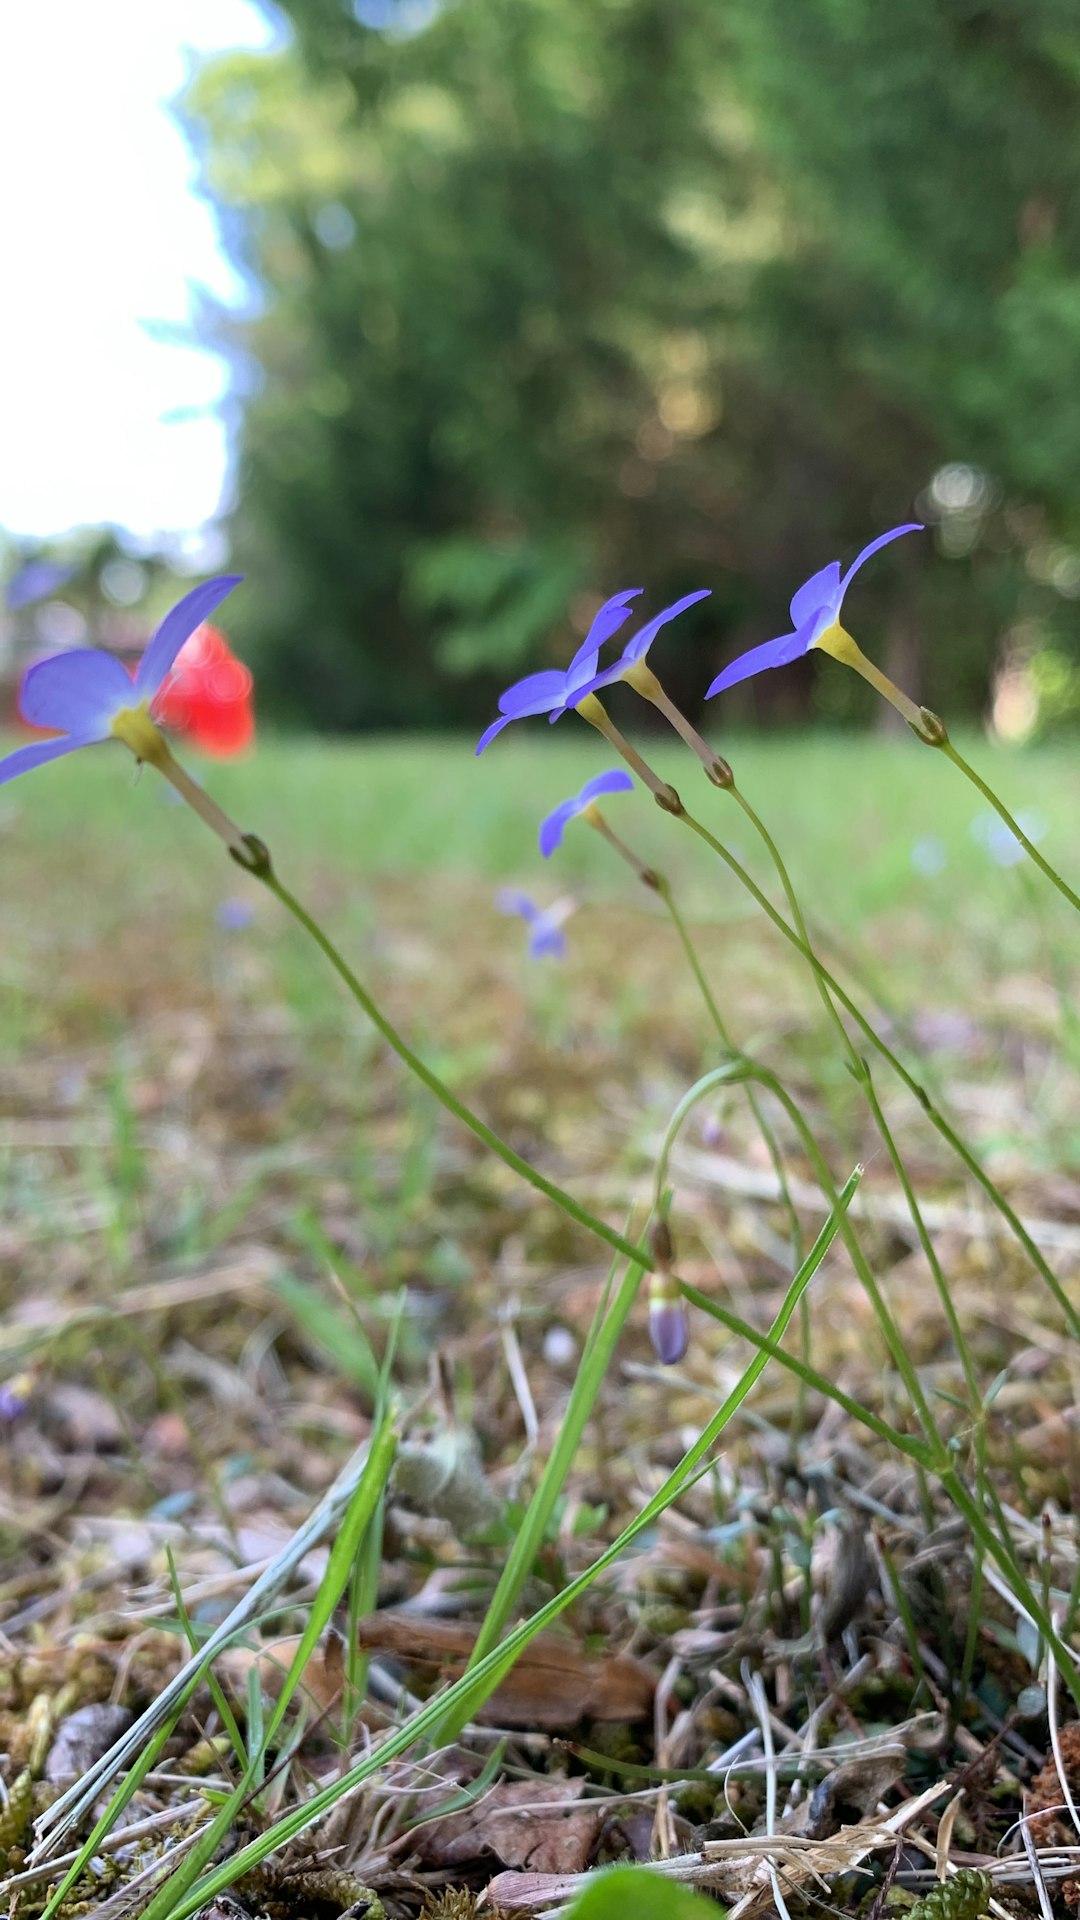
[496,889,574,959]
[475,590,643,753]
[705,524,923,700]
[539,769,634,857]
[0,576,242,788]
[0,1374,31,1422]
[648,1294,689,1366]
[6,560,77,611]
[568,589,712,704]
[215,896,255,932]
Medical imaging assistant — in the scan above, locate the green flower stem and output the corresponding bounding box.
[861,1069,981,1411]
[154,738,250,856]
[937,735,1080,918]
[249,854,650,1274]
[674,802,1080,1343]
[655,1058,939,1443]
[728,783,858,1070]
[677,1279,928,1461]
[728,781,980,1414]
[657,878,804,1264]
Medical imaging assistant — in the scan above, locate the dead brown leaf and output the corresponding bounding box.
[416,1778,599,1876]
[355,1611,655,1728]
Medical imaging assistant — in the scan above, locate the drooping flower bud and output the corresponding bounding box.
[647,1216,688,1364]
[648,1282,689,1366]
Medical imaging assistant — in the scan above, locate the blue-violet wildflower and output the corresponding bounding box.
[476,589,642,754]
[705,525,923,722]
[0,576,241,789]
[539,769,634,857]
[496,889,574,960]
[569,590,711,706]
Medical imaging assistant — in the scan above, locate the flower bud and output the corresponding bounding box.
[914,706,949,747]
[648,1289,689,1366]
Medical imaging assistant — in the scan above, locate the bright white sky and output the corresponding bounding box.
[0,0,278,549]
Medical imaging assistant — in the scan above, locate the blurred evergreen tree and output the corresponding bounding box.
[189,0,1080,730]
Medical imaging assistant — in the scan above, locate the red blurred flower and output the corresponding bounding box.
[154,623,254,757]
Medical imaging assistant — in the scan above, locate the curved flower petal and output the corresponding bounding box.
[789,561,840,628]
[136,575,243,698]
[0,731,103,788]
[549,664,618,718]
[528,923,566,960]
[539,798,579,858]
[540,769,633,857]
[476,714,513,754]
[576,768,634,805]
[620,588,711,665]
[705,631,798,699]
[838,523,923,595]
[498,668,570,717]
[20,649,133,734]
[566,588,643,678]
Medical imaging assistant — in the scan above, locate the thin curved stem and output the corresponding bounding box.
[654,1058,940,1443]
[862,1069,981,1411]
[674,803,1080,1343]
[729,783,981,1413]
[729,783,860,1073]
[939,738,1080,918]
[254,862,650,1274]
[658,880,805,1263]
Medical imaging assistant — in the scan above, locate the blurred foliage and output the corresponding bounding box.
[185,0,1080,732]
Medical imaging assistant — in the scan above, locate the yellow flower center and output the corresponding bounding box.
[110,701,167,768]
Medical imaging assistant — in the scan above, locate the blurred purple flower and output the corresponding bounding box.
[705,524,922,699]
[216,897,255,932]
[496,889,573,959]
[0,576,242,789]
[6,560,77,611]
[971,809,1047,867]
[569,590,711,704]
[0,1375,30,1422]
[539,768,634,857]
[475,590,642,753]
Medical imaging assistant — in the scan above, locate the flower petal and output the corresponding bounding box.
[838,523,923,596]
[476,714,512,754]
[497,668,570,717]
[19,649,133,733]
[789,561,840,628]
[562,659,625,708]
[528,922,566,960]
[566,589,643,678]
[620,588,711,665]
[577,768,634,805]
[539,798,578,858]
[0,731,102,787]
[705,631,800,699]
[136,575,243,697]
[496,888,539,922]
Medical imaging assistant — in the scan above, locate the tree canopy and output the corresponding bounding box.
[188,0,1080,732]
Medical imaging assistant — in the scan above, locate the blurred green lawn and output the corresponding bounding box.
[3,725,1078,1059]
